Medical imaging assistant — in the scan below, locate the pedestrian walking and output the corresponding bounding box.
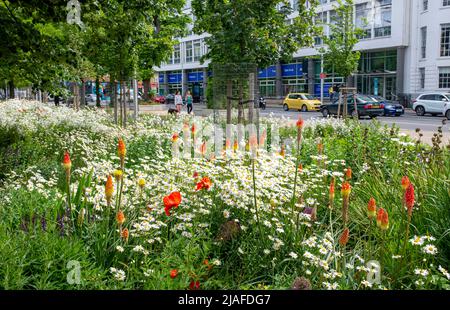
[174,90,183,113]
[329,85,334,102]
[185,90,193,114]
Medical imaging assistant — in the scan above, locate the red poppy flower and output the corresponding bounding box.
[196,177,212,191]
[189,280,200,290]
[170,269,178,279]
[163,192,182,216]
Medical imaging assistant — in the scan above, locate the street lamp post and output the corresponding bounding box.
[320,54,324,104]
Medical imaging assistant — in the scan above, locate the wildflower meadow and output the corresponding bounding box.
[0,99,449,290]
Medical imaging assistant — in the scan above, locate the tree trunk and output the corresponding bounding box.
[95,77,101,107]
[80,79,86,108]
[73,82,80,111]
[226,80,232,125]
[248,72,255,124]
[143,79,150,101]
[112,80,118,124]
[237,80,244,125]
[121,80,127,128]
[43,91,48,103]
[8,80,14,99]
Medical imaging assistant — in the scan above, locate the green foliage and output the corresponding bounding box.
[320,0,363,81]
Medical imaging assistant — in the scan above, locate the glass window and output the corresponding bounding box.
[374,0,392,37]
[439,67,450,88]
[193,40,202,62]
[355,3,372,39]
[423,0,428,10]
[444,0,450,7]
[185,41,193,63]
[419,68,425,89]
[441,24,450,57]
[421,27,427,59]
[172,44,180,64]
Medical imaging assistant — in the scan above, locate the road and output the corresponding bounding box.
[139,104,450,144]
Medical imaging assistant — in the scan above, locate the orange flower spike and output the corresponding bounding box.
[329,182,335,201]
[317,143,324,154]
[341,182,351,199]
[233,139,239,152]
[200,141,207,156]
[405,183,415,216]
[367,197,377,219]
[345,167,352,180]
[191,124,197,135]
[280,144,285,157]
[116,210,125,225]
[172,133,179,143]
[105,175,114,203]
[121,228,129,241]
[298,163,303,172]
[380,209,389,230]
[249,134,258,149]
[62,151,72,171]
[339,228,350,246]
[118,138,126,159]
[376,208,385,228]
[296,116,304,129]
[225,138,231,150]
[401,176,410,191]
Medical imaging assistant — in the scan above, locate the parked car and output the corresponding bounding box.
[444,102,450,120]
[85,94,97,104]
[366,95,404,116]
[412,93,450,116]
[282,93,322,112]
[320,94,384,119]
[153,95,166,104]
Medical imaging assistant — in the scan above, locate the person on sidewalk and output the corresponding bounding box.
[329,85,334,102]
[174,90,183,113]
[185,90,193,114]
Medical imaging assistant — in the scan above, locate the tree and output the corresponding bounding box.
[192,0,319,124]
[320,0,363,117]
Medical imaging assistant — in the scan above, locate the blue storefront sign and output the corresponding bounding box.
[281,63,303,77]
[168,73,182,84]
[159,74,164,83]
[258,66,277,79]
[314,83,332,97]
[187,71,204,83]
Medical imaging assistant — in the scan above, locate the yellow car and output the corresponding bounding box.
[282,93,322,112]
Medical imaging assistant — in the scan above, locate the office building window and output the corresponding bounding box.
[172,44,180,64]
[374,0,392,37]
[423,0,428,10]
[441,24,450,57]
[439,67,450,88]
[444,0,450,7]
[421,27,427,59]
[193,40,202,62]
[185,41,193,63]
[419,68,425,89]
[356,2,372,39]
[314,12,326,45]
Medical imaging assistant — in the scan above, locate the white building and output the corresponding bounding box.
[156,0,450,104]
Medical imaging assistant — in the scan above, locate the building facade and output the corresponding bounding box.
[156,0,450,103]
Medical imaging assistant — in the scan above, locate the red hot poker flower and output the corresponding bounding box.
[62,151,72,171]
[296,116,304,129]
[329,180,335,202]
[339,228,350,246]
[405,183,415,216]
[118,138,126,159]
[377,208,386,228]
[345,168,352,180]
[341,182,351,199]
[367,197,377,219]
[105,175,114,203]
[380,209,389,230]
[401,176,410,191]
[163,192,182,216]
[172,133,179,142]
